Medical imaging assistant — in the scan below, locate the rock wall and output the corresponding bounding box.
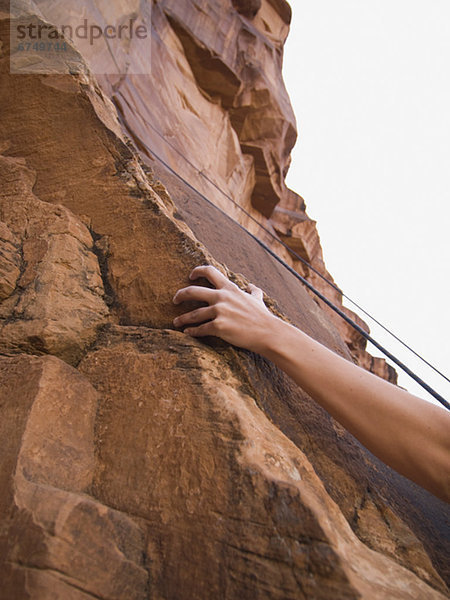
[0,1,449,599]
[96,0,395,382]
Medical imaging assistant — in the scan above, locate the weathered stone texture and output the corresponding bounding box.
[0,354,148,599]
[0,221,20,301]
[87,0,393,380]
[76,326,446,599]
[0,1,449,599]
[0,154,109,364]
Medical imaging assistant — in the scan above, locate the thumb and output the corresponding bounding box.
[248,283,264,302]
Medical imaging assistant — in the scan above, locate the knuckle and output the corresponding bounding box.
[214,317,225,332]
[220,288,233,300]
[224,280,236,291]
[214,301,225,316]
[185,285,197,298]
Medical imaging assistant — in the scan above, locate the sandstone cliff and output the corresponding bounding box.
[0,1,449,599]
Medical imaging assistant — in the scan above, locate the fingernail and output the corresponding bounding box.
[173,317,179,326]
[172,295,178,304]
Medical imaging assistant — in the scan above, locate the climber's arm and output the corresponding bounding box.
[259,316,450,503]
[173,265,450,502]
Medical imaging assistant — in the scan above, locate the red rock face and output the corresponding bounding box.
[94,0,393,382]
[0,1,448,599]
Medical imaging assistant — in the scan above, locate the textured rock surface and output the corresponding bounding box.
[0,154,109,364]
[22,0,389,379]
[0,1,449,599]
[0,221,20,301]
[80,0,389,381]
[0,354,149,599]
[76,325,446,599]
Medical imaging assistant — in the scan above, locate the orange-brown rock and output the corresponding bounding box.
[17,0,389,377]
[0,221,20,301]
[0,154,109,364]
[86,0,391,380]
[94,0,296,221]
[0,1,448,599]
[0,354,149,599]
[77,325,448,599]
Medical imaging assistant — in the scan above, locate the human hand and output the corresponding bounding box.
[172,265,277,353]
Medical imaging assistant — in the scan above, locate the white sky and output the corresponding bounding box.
[283,1,450,406]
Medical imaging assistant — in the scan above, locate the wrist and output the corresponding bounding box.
[252,312,288,357]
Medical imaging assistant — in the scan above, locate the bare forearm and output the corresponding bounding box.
[259,314,450,502]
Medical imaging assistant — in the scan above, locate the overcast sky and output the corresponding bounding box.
[283,1,450,406]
